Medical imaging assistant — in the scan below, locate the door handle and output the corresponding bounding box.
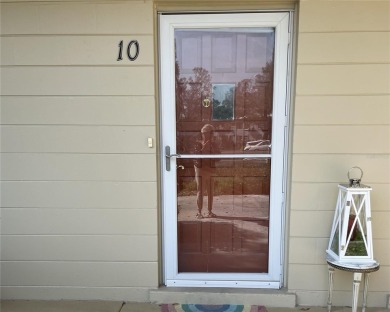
[165,146,181,171]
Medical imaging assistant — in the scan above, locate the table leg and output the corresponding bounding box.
[362,273,370,312]
[352,272,362,312]
[327,266,335,312]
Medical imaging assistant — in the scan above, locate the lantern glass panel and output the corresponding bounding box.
[345,203,368,256]
[330,227,339,255]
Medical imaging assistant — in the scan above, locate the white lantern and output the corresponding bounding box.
[326,167,375,264]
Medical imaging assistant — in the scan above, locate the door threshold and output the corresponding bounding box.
[149,287,296,308]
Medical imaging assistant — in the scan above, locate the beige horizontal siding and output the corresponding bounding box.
[2,67,155,96]
[293,125,390,154]
[2,208,157,235]
[372,211,390,239]
[291,183,390,212]
[289,264,389,292]
[289,237,390,266]
[1,96,156,125]
[290,210,389,239]
[2,235,157,261]
[1,262,158,287]
[374,239,390,265]
[292,154,390,183]
[1,0,158,302]
[2,181,157,208]
[2,154,157,181]
[289,237,328,265]
[299,1,390,32]
[298,32,390,64]
[289,210,334,238]
[294,95,390,125]
[296,64,390,96]
[1,36,153,66]
[293,0,390,303]
[290,182,339,211]
[288,264,328,291]
[0,1,153,35]
[2,125,156,153]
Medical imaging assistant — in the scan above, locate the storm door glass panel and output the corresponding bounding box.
[177,158,270,273]
[175,29,274,156]
[175,28,274,273]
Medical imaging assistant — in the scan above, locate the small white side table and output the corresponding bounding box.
[326,256,380,312]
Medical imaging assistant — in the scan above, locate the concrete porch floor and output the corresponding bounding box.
[0,301,388,312]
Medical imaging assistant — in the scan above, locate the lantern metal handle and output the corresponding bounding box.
[347,166,363,187]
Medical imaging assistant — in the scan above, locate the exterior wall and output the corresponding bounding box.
[0,0,389,308]
[0,0,158,301]
[289,0,390,307]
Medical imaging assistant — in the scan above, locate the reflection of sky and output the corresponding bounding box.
[246,35,268,70]
[213,84,234,104]
[175,29,275,82]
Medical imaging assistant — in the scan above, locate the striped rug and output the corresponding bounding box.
[160,304,267,312]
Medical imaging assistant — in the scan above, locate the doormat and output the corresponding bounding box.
[160,304,267,312]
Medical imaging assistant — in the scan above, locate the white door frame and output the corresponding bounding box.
[159,12,291,288]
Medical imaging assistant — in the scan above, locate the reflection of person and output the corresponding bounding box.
[194,124,217,219]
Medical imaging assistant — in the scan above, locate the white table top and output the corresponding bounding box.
[326,255,380,273]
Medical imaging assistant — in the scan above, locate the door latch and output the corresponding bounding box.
[165,146,181,171]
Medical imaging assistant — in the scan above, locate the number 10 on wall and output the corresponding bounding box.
[117,40,140,61]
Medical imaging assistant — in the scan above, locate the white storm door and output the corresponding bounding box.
[160,12,290,288]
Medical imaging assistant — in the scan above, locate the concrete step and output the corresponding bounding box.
[149,287,296,308]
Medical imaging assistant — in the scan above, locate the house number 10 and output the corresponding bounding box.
[117,40,139,61]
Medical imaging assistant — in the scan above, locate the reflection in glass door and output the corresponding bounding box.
[160,13,291,288]
[176,28,273,273]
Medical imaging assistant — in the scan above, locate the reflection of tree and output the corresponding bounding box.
[192,67,212,95]
[212,86,234,120]
[176,64,212,153]
[236,60,274,141]
[176,60,273,121]
[261,60,274,83]
[175,58,274,149]
[176,64,211,121]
